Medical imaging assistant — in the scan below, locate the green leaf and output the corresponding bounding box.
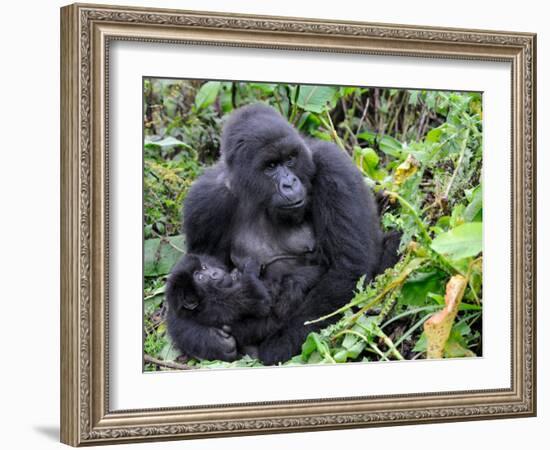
[353,146,386,181]
[357,130,376,145]
[413,332,427,352]
[296,86,337,113]
[342,332,358,350]
[357,133,404,158]
[195,81,221,111]
[362,147,380,168]
[379,135,404,158]
[144,136,192,151]
[399,270,447,306]
[144,293,164,315]
[431,222,482,261]
[160,334,181,362]
[249,83,277,94]
[450,204,466,228]
[444,340,476,358]
[346,341,366,359]
[220,83,234,113]
[408,90,420,106]
[144,235,186,277]
[464,185,483,222]
[301,333,318,359]
[333,349,349,363]
[426,127,443,143]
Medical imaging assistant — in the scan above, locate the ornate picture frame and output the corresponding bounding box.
[60,3,536,446]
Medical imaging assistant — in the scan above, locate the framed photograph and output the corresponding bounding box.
[60,3,536,446]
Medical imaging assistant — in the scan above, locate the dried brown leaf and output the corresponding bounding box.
[424,274,468,359]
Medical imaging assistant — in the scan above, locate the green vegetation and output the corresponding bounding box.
[143,78,483,371]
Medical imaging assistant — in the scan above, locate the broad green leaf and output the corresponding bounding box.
[296,86,337,113]
[357,130,376,145]
[353,147,386,181]
[464,185,483,222]
[144,235,186,277]
[357,133,404,157]
[144,294,164,315]
[379,135,404,158]
[399,270,446,306]
[301,333,319,359]
[195,81,221,110]
[144,136,192,151]
[346,341,366,359]
[220,83,234,113]
[300,332,333,362]
[431,222,482,261]
[307,351,323,364]
[249,83,277,94]
[426,126,443,143]
[333,349,349,363]
[342,332,358,350]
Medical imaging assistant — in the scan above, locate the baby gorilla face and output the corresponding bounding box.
[193,262,236,290]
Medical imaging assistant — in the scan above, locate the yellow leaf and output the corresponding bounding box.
[424,275,467,359]
[393,154,420,186]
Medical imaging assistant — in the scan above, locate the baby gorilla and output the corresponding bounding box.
[165,254,271,361]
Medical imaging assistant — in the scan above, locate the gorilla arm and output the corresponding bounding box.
[165,163,240,361]
[183,162,236,261]
[258,140,384,365]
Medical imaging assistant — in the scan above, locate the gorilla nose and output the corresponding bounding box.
[210,269,222,280]
[281,175,298,192]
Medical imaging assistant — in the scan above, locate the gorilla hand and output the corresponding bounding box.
[242,256,262,278]
[205,326,238,361]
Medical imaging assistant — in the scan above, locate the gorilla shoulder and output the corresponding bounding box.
[182,162,237,259]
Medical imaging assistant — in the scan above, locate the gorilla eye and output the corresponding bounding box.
[194,271,205,281]
[201,264,207,270]
[286,155,296,166]
[264,161,278,172]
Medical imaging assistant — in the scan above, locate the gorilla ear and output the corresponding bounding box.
[222,138,246,167]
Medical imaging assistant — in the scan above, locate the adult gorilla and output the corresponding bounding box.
[166,103,396,365]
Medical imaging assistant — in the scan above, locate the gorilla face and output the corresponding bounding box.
[260,144,310,220]
[193,261,234,289]
[221,105,315,223]
[173,254,235,311]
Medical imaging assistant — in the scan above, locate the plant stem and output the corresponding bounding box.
[333,330,390,362]
[320,110,346,150]
[305,257,425,326]
[386,191,432,244]
[289,85,300,124]
[444,128,470,200]
[144,354,192,371]
[356,96,370,134]
[383,314,431,358]
[377,329,405,360]
[380,305,439,329]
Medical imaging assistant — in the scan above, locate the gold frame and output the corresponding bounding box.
[60,2,537,446]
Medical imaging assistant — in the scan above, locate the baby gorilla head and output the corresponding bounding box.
[172,254,236,312]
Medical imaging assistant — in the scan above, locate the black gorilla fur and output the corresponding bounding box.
[166,104,399,365]
[166,254,271,361]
